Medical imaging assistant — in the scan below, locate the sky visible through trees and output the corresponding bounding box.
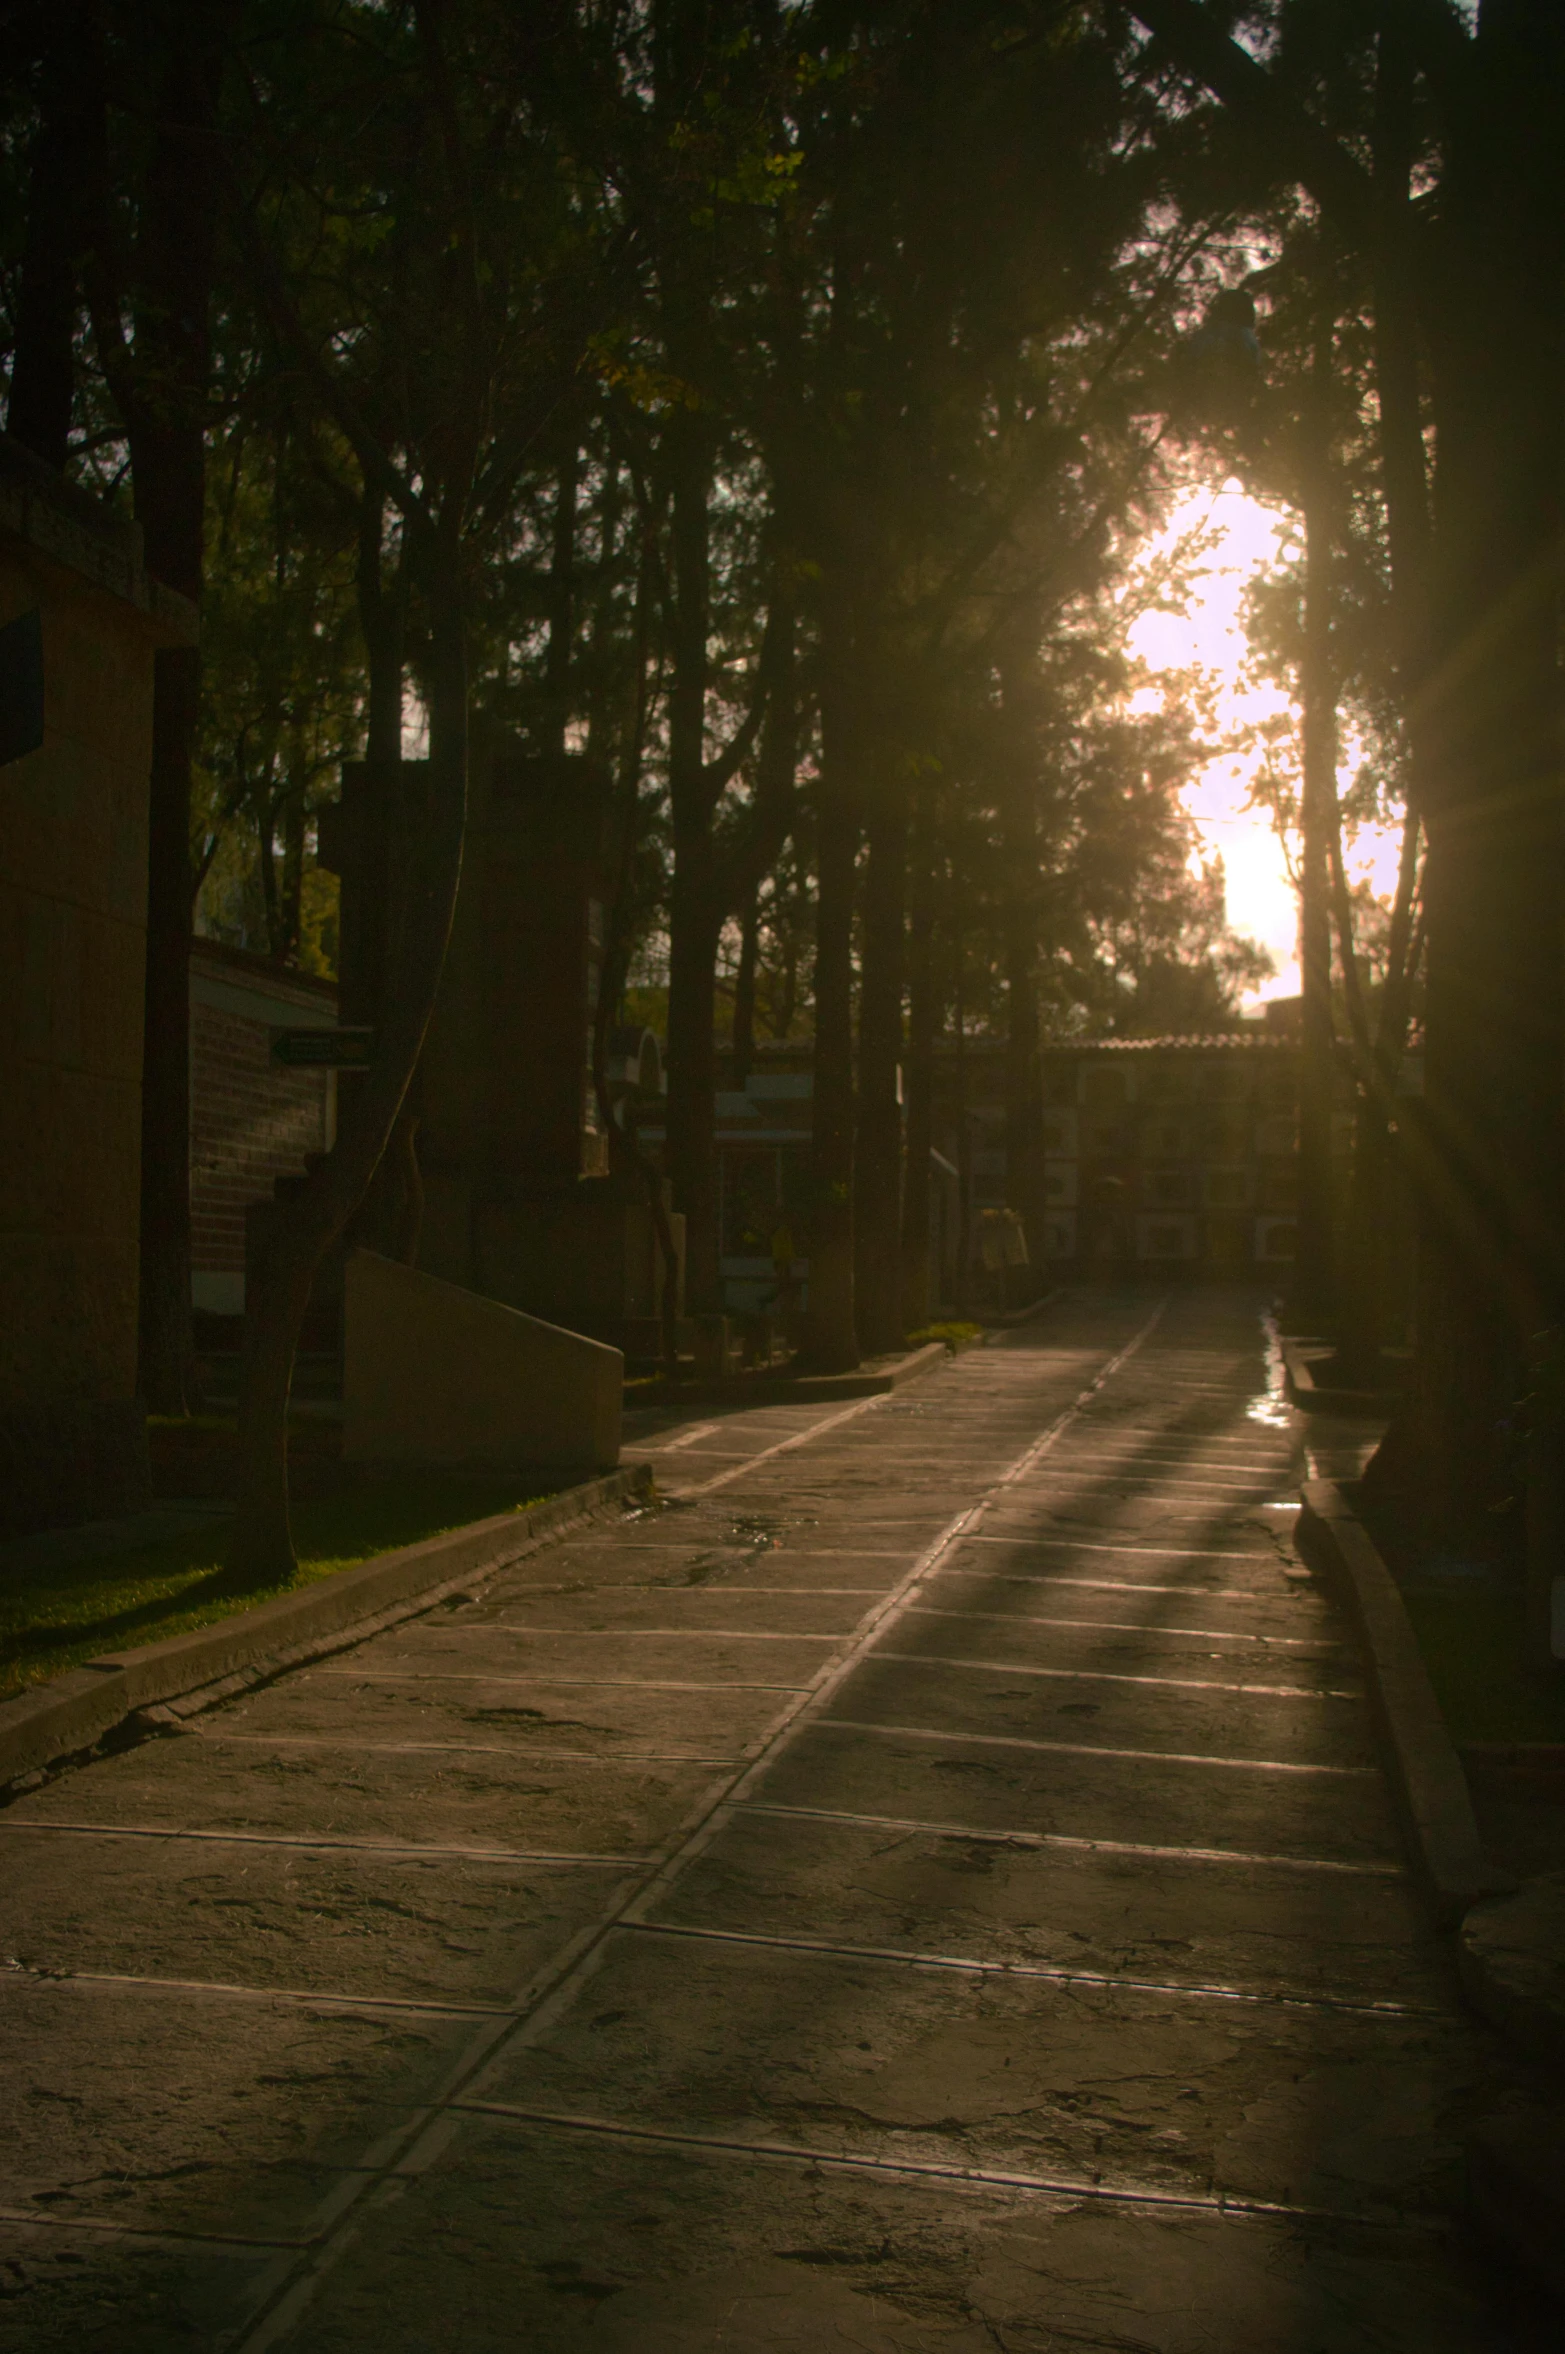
[1128,481,1404,1003]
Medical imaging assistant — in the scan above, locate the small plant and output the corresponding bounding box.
[905,1321,985,1355]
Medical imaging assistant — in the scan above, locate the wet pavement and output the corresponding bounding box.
[0,1288,1546,2350]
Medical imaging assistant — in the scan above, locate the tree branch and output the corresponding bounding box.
[1128,0,1378,238]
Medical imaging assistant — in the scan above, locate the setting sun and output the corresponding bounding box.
[1126,481,1407,1007]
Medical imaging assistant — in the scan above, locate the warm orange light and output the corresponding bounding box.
[1123,483,1405,1009]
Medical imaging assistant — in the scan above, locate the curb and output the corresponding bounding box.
[1297,1478,1512,1927]
[0,1463,653,1797]
[1460,1742,1565,1797]
[636,1340,947,1409]
[1458,1872,1565,2074]
[1282,1337,1401,1416]
[1468,2110,1565,2307]
[977,1289,1063,1331]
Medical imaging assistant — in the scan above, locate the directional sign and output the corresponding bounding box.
[272,1027,375,1069]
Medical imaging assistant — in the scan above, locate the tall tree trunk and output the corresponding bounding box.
[340,485,425,1265]
[952,916,973,1317]
[805,637,861,1370]
[854,785,907,1353]
[543,436,580,754]
[360,491,407,769]
[732,893,759,1090]
[901,784,937,1331]
[665,857,724,1318]
[1335,807,1421,1376]
[345,485,406,1031]
[1291,351,1338,1332]
[279,786,304,961]
[592,467,681,1375]
[998,679,1043,1273]
[662,421,723,1317]
[1388,20,1565,1534]
[7,1,100,468]
[228,541,469,1585]
[129,15,226,1411]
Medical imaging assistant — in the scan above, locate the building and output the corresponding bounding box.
[695,1043,962,1323]
[1035,1033,1306,1274]
[318,745,684,1351]
[0,438,195,1534]
[696,1027,1317,1323]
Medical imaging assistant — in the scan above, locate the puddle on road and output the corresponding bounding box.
[1248,1311,1293,1432]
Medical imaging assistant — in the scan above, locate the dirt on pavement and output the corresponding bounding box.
[0,1288,1549,2352]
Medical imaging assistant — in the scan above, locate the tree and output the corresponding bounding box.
[219,0,613,1581]
[79,1,234,1415]
[1128,0,1565,1546]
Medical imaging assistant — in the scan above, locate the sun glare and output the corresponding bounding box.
[1124,483,1405,1009]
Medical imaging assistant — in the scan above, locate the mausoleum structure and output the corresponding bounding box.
[320,740,682,1351]
[0,438,195,1534]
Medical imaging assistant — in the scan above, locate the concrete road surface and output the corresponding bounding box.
[0,1289,1547,2351]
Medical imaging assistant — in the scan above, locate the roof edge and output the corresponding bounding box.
[0,437,198,646]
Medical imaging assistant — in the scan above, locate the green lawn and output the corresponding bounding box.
[0,1472,554,1705]
[1403,1585,1565,1745]
[905,1322,986,1353]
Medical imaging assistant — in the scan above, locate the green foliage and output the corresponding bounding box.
[1,0,1294,1038]
[0,1472,552,1703]
[906,1322,986,1354]
[193,419,365,962]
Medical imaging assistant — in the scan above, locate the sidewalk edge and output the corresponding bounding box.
[1282,1337,1401,1416]
[639,1340,947,1409]
[1297,1477,1510,1928]
[0,1463,653,1796]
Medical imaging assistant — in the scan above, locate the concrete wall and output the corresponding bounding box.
[0,444,195,1532]
[342,1249,622,1474]
[189,943,337,1316]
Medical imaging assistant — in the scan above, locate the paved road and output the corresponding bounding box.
[0,1289,1543,2352]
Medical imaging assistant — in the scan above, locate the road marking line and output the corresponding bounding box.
[194,1734,745,1764]
[1068,1431,1289,1450]
[2,1967,510,2018]
[904,1606,1340,1650]
[0,1822,645,1866]
[549,1544,918,1559]
[1004,1473,1284,1495]
[863,1652,1360,1701]
[814,1718,1377,1775]
[313,1669,810,1692]
[561,1588,890,1599]
[957,1536,1281,1562]
[443,2102,1440,2230]
[391,1626,842,1642]
[939,1571,1308,1602]
[0,2205,310,2251]
[738,1800,1404,1876]
[642,1423,721,1450]
[1065,1443,1294,1462]
[224,1303,1172,2352]
[624,1920,1437,2017]
[678,1395,905,1496]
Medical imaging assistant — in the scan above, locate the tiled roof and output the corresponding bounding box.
[1043,1033,1294,1054]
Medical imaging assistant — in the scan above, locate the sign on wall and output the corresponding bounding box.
[272,1027,374,1069]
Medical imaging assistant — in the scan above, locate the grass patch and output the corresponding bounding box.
[1402,1585,1565,1746]
[905,1321,986,1354]
[0,1471,554,1706]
